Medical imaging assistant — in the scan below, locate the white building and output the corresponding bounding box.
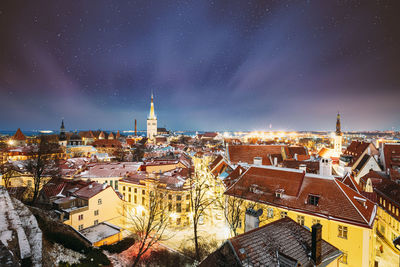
[146,93,157,141]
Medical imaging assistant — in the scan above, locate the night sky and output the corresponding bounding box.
[0,1,399,132]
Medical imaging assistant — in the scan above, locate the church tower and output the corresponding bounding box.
[59,119,67,146]
[333,113,343,156]
[147,93,157,140]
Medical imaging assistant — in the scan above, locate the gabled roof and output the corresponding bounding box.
[201,217,342,267]
[341,174,361,193]
[209,155,224,171]
[92,139,122,148]
[73,182,109,200]
[225,166,376,228]
[12,128,26,141]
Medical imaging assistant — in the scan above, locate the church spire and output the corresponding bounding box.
[148,92,156,119]
[336,112,341,135]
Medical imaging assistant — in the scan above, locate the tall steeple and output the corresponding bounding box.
[59,119,67,142]
[147,92,158,140]
[148,92,156,119]
[335,112,342,136]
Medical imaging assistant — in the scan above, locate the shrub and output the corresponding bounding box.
[100,237,135,253]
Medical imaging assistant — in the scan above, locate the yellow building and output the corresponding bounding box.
[53,182,124,232]
[374,179,400,266]
[119,169,192,228]
[224,166,377,267]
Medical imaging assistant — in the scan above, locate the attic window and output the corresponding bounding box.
[275,189,284,198]
[308,195,320,206]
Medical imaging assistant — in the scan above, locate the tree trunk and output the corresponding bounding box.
[194,222,200,262]
[132,254,141,267]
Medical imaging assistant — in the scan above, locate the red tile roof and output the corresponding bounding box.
[12,128,26,141]
[383,144,400,172]
[92,139,122,148]
[225,166,376,228]
[342,141,377,167]
[74,182,109,199]
[341,174,361,193]
[228,145,285,165]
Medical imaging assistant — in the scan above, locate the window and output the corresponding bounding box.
[176,195,182,201]
[168,203,172,212]
[176,203,182,213]
[110,180,113,187]
[129,187,131,192]
[340,252,348,264]
[384,199,386,207]
[186,194,190,200]
[134,188,137,193]
[379,197,382,205]
[78,224,83,231]
[338,225,348,239]
[186,203,190,212]
[312,219,321,225]
[168,194,172,200]
[78,214,83,220]
[267,208,274,218]
[142,189,145,195]
[115,181,118,190]
[94,210,99,216]
[160,193,163,198]
[98,199,102,205]
[128,194,131,202]
[123,186,126,191]
[134,195,137,204]
[94,220,98,225]
[280,211,287,218]
[297,215,305,226]
[123,193,126,199]
[142,197,145,205]
[308,195,320,206]
[177,217,181,225]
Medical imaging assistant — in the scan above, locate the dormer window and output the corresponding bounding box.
[275,189,284,199]
[308,195,320,206]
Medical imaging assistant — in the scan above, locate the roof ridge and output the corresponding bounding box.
[334,179,370,225]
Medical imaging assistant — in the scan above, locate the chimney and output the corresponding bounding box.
[299,164,307,172]
[253,157,262,166]
[311,223,322,265]
[135,119,137,136]
[88,184,93,189]
[273,157,278,166]
[102,183,107,189]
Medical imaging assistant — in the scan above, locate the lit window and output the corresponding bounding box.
[280,211,288,218]
[338,225,348,239]
[267,208,274,218]
[308,195,320,206]
[297,215,305,226]
[176,203,182,213]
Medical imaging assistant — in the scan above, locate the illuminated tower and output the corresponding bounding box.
[333,113,343,156]
[146,93,157,140]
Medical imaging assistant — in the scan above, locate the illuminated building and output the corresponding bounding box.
[147,93,157,141]
[225,165,377,267]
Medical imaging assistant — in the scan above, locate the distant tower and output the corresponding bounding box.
[135,119,137,136]
[59,119,67,146]
[333,113,343,156]
[146,93,157,140]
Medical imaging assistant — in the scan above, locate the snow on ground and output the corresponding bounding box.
[46,242,84,265]
[12,197,42,267]
[0,188,13,247]
[0,187,31,259]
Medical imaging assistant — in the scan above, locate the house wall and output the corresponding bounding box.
[232,198,376,267]
[64,187,123,231]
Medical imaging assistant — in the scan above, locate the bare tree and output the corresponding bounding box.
[125,187,170,267]
[24,135,61,204]
[217,195,245,237]
[0,162,17,189]
[189,170,216,262]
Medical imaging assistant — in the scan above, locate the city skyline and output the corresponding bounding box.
[1,1,400,131]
